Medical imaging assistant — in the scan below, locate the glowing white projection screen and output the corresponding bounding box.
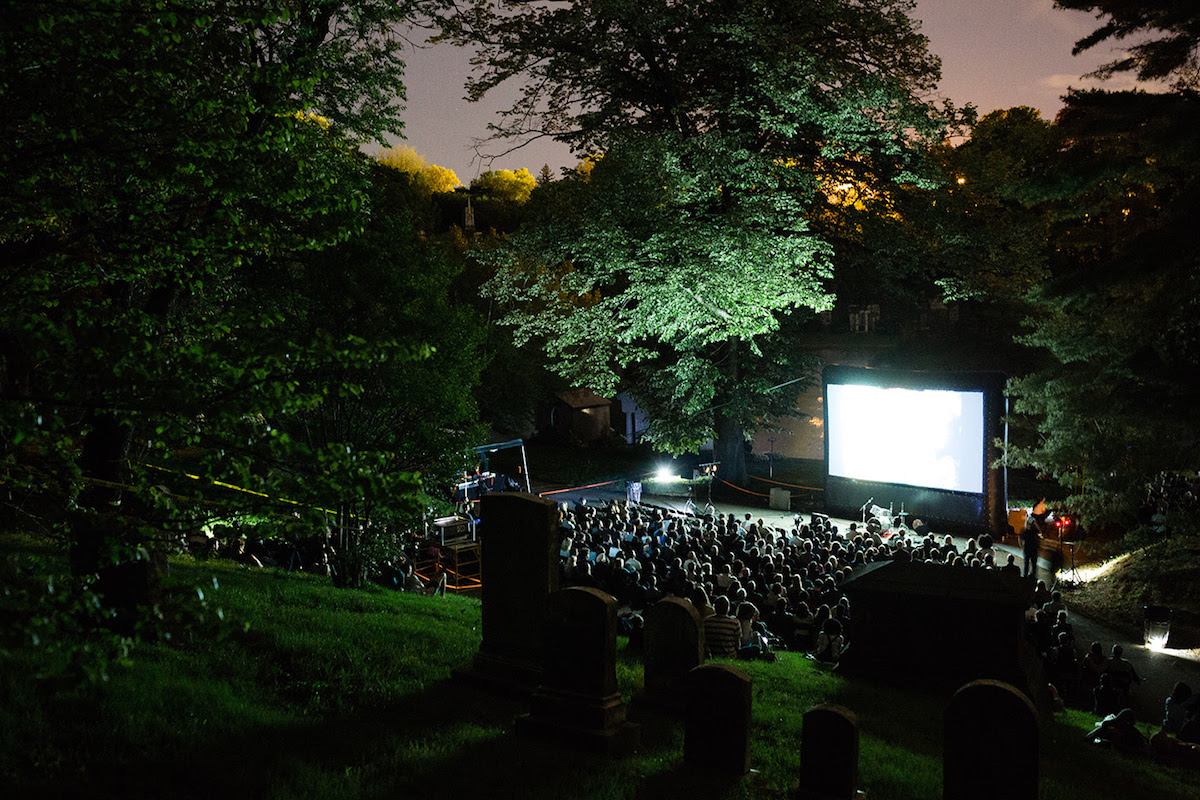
[826,384,985,495]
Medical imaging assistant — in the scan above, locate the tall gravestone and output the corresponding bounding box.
[798,704,863,800]
[517,586,641,753]
[455,492,559,694]
[944,680,1038,800]
[642,597,704,713]
[685,664,752,776]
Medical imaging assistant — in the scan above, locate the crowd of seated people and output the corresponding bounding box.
[554,499,1052,662]
[1148,681,1200,767]
[1085,681,1200,768]
[558,501,874,659]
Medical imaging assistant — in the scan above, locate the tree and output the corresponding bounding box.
[440,0,956,481]
[266,164,486,586]
[1054,0,1200,89]
[469,168,538,204]
[1005,88,1200,531]
[379,144,464,193]
[1,0,446,610]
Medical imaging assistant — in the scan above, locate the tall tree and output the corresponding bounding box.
[1005,88,1200,531]
[1054,0,1200,89]
[265,164,486,586]
[1,0,445,608]
[439,0,957,481]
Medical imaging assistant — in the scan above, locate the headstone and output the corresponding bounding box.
[643,597,704,713]
[517,587,640,753]
[455,492,559,694]
[685,664,752,776]
[798,704,862,799]
[944,680,1038,800]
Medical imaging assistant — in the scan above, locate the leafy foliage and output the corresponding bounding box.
[1054,0,1200,89]
[469,168,539,204]
[1005,90,1200,529]
[378,145,464,193]
[0,0,465,602]
[439,0,957,479]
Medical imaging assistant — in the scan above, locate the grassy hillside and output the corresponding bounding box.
[1066,538,1200,651]
[2,535,1196,799]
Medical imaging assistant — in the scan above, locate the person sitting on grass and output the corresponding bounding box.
[735,601,777,661]
[811,617,846,666]
[1079,640,1108,702]
[1051,631,1079,700]
[1042,590,1066,619]
[1051,610,1075,648]
[1094,672,1124,717]
[1104,644,1142,707]
[1164,682,1194,736]
[1179,702,1200,745]
[702,595,741,658]
[1086,708,1150,755]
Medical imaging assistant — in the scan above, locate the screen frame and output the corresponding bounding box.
[822,366,1008,535]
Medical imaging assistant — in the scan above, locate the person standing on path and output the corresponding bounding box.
[1023,499,1049,578]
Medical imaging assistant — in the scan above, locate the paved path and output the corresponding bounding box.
[1064,606,1200,725]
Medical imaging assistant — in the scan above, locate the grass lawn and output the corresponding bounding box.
[2,536,1196,799]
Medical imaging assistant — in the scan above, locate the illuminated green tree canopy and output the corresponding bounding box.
[440,0,957,479]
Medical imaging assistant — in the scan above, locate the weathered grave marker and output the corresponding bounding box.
[518,586,640,753]
[685,663,752,776]
[643,597,704,713]
[944,679,1038,800]
[455,492,559,694]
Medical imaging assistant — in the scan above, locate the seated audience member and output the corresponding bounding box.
[1051,610,1075,648]
[1094,673,1123,717]
[1027,609,1054,658]
[703,595,741,658]
[618,610,645,650]
[1164,682,1194,736]
[1178,703,1200,745]
[1104,644,1142,705]
[767,597,796,649]
[1000,553,1021,576]
[810,604,832,649]
[1042,590,1066,619]
[812,618,846,665]
[1150,730,1200,769]
[1079,641,1108,700]
[791,601,816,653]
[689,585,715,619]
[1051,632,1079,699]
[736,602,776,661]
[1086,708,1150,755]
[1032,579,1052,609]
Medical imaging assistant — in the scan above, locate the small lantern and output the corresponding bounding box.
[1143,605,1172,650]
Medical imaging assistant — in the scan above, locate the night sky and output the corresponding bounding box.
[388,0,1151,184]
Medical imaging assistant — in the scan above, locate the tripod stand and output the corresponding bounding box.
[1060,540,1082,585]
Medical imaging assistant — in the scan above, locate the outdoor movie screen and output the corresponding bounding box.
[825,381,986,495]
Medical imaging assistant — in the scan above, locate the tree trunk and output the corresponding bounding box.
[713,410,748,486]
[713,339,748,486]
[71,408,161,621]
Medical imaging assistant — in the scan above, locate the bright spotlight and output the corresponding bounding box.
[655,466,679,483]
